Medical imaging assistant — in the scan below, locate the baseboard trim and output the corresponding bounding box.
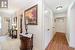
[56,32,65,34]
[69,44,75,48]
[45,38,53,50]
[65,34,70,46]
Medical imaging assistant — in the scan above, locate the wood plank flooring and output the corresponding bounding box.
[46,32,75,50]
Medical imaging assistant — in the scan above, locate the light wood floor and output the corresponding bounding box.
[46,32,75,50]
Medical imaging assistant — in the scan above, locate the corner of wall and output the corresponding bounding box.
[69,42,75,48]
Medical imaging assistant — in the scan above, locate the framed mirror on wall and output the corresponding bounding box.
[11,17,17,38]
[24,5,38,25]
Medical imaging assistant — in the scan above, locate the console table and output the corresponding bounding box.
[20,34,33,50]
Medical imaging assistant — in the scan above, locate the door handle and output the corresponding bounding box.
[52,27,55,28]
[48,29,50,31]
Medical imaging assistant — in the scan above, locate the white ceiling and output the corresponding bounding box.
[0,0,75,14]
[0,0,38,14]
[44,0,75,13]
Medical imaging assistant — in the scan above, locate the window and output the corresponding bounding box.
[1,1,7,7]
[0,0,8,8]
[0,16,1,29]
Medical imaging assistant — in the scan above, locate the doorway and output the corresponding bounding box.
[55,17,66,33]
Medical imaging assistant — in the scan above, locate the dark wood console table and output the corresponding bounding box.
[20,34,33,50]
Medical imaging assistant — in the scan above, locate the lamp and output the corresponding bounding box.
[25,17,28,34]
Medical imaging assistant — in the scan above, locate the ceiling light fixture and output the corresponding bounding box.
[56,0,63,10]
[56,6,63,10]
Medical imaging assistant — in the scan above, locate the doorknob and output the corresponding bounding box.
[48,29,50,31]
[52,27,55,28]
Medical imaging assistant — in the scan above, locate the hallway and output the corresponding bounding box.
[46,32,74,50]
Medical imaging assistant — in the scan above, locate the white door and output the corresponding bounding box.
[44,10,54,48]
[55,18,66,33]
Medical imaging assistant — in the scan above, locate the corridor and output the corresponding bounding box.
[46,32,74,50]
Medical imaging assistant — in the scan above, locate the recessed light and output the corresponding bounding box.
[56,6,63,10]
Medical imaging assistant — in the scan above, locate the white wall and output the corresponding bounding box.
[54,12,67,18]
[67,1,75,48]
[27,1,44,50]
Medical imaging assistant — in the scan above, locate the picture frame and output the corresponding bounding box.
[24,5,38,25]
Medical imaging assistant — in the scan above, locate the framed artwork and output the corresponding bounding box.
[24,5,38,25]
